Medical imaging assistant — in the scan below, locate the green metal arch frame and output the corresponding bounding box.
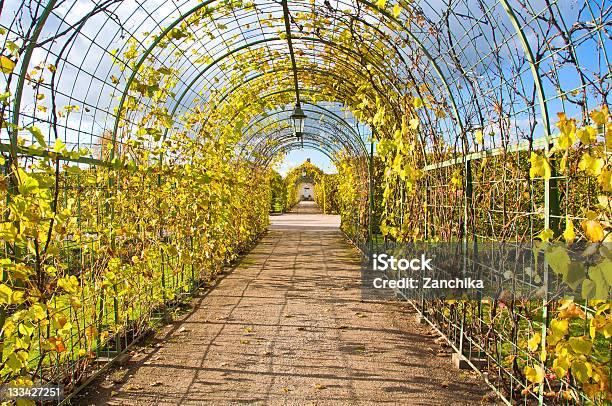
[167,65,371,143]
[108,0,467,154]
[6,0,554,183]
[242,101,362,142]
[244,123,359,163]
[155,34,406,138]
[190,61,393,130]
[238,104,365,158]
[224,87,370,156]
[9,0,57,161]
[241,119,360,163]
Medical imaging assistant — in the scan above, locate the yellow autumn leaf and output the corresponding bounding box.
[556,113,576,138]
[563,216,575,245]
[525,365,545,383]
[559,152,568,174]
[529,152,551,180]
[548,318,569,346]
[589,105,609,126]
[474,129,484,145]
[412,97,423,109]
[376,0,387,8]
[581,219,604,243]
[568,336,593,355]
[599,168,612,192]
[0,55,16,74]
[576,125,597,145]
[537,228,554,242]
[409,117,419,130]
[0,284,13,304]
[578,152,604,176]
[392,3,401,18]
[552,353,570,379]
[527,332,541,352]
[555,131,575,149]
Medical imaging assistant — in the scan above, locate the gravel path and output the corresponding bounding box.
[76,202,493,405]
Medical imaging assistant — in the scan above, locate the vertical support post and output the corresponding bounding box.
[368,137,374,255]
[499,4,558,403]
[424,177,429,240]
[322,175,326,213]
[113,285,120,353]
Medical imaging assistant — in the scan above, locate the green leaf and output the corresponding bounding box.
[17,175,40,196]
[568,336,593,355]
[565,262,586,291]
[571,361,592,384]
[581,278,596,300]
[587,262,611,299]
[545,245,570,274]
[6,352,24,372]
[27,125,47,147]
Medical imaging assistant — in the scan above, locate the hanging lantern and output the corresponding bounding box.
[290,103,306,139]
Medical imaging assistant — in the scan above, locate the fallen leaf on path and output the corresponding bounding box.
[355,312,366,318]
[240,339,250,344]
[313,383,327,390]
[178,327,188,333]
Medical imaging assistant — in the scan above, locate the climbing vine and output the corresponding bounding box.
[1,0,610,403]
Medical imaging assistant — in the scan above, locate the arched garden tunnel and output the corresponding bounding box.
[0,0,610,404]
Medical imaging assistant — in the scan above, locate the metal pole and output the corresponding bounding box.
[368,137,374,255]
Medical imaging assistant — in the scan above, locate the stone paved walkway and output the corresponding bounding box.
[76,201,492,405]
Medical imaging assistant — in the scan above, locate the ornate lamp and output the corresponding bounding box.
[290,103,306,139]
